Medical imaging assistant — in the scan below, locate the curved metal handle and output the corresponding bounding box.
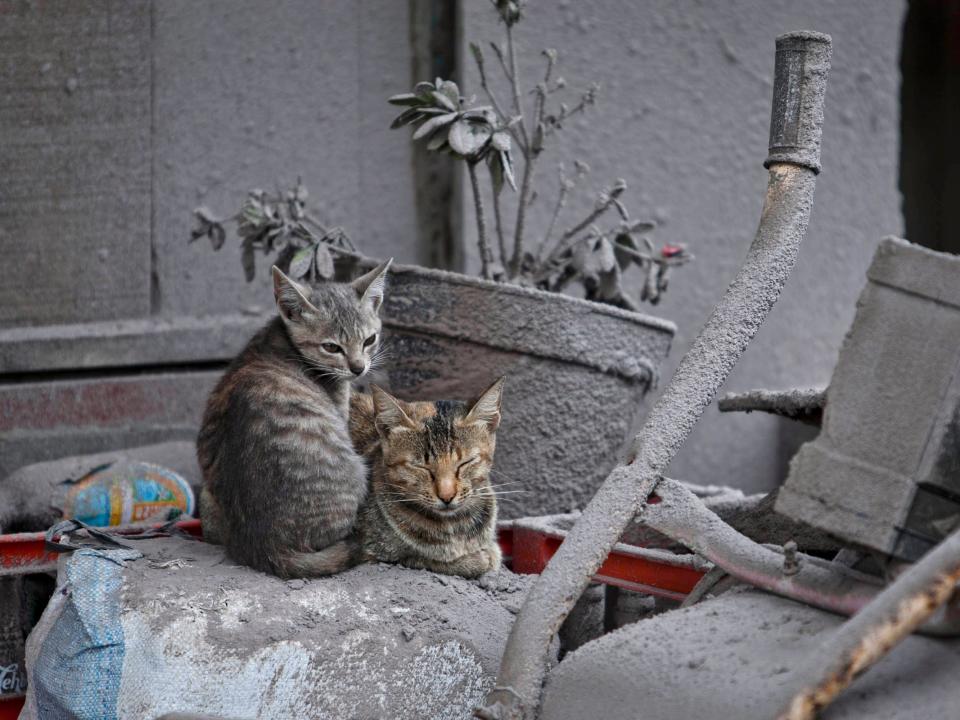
[477,31,832,720]
[766,31,832,174]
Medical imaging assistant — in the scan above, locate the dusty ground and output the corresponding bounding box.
[539,585,960,720]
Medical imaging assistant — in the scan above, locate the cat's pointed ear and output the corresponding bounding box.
[371,384,417,437]
[272,266,315,322]
[462,377,505,431]
[352,258,392,313]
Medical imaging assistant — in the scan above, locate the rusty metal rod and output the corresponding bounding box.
[644,478,960,636]
[776,526,960,720]
[476,31,832,720]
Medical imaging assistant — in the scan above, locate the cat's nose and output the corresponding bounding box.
[348,362,365,376]
[436,478,457,504]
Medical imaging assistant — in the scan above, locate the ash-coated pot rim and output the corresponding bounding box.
[386,261,678,336]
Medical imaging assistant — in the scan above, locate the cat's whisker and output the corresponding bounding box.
[489,470,528,485]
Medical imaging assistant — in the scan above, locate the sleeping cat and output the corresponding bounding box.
[306,379,504,578]
[197,259,391,578]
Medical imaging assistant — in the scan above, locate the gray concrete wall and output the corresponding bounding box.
[152,0,424,318]
[0,0,426,474]
[461,0,906,493]
[0,0,422,331]
[1,1,908,495]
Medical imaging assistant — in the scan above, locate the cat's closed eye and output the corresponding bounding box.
[457,457,478,473]
[407,463,434,478]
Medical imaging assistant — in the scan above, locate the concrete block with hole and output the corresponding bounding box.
[776,238,960,561]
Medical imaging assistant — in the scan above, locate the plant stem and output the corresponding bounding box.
[467,160,493,279]
[510,153,537,278]
[543,190,623,266]
[535,181,568,263]
[506,23,550,279]
[492,189,507,267]
[505,24,529,150]
[560,198,617,242]
[473,45,524,151]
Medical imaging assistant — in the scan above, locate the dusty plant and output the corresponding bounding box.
[388,0,690,308]
[189,179,363,284]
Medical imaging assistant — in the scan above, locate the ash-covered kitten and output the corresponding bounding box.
[197,259,391,578]
[314,379,504,578]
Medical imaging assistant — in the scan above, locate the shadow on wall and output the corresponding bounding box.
[776,419,820,481]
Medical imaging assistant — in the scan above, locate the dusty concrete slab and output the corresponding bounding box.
[540,587,960,720]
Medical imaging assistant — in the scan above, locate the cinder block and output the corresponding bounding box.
[776,238,960,560]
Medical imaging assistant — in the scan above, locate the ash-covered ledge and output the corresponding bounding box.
[0,313,273,374]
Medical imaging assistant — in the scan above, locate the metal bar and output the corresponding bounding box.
[0,697,23,720]
[644,478,960,636]
[645,480,880,612]
[509,526,706,599]
[0,518,203,576]
[776,527,960,720]
[476,31,832,720]
[0,518,701,598]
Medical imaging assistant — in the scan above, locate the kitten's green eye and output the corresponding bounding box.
[321,342,343,354]
[363,334,378,348]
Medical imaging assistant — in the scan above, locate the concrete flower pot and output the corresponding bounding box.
[378,264,675,518]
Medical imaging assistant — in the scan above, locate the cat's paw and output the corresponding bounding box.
[476,544,502,573]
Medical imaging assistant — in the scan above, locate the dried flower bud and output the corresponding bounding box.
[491,0,525,26]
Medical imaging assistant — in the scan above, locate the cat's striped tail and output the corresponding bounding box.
[275,536,364,578]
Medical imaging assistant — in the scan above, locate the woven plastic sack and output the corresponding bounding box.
[20,547,141,720]
[19,535,532,719]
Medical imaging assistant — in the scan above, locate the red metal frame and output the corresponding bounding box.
[506,523,704,601]
[0,518,703,715]
[0,519,203,576]
[0,698,21,720]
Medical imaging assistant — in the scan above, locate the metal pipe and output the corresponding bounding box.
[775,527,960,720]
[475,31,832,720]
[643,478,960,636]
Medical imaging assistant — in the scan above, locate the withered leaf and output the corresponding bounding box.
[241,236,256,282]
[314,243,334,279]
[448,118,492,156]
[412,112,459,141]
[290,245,314,280]
[209,222,226,250]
